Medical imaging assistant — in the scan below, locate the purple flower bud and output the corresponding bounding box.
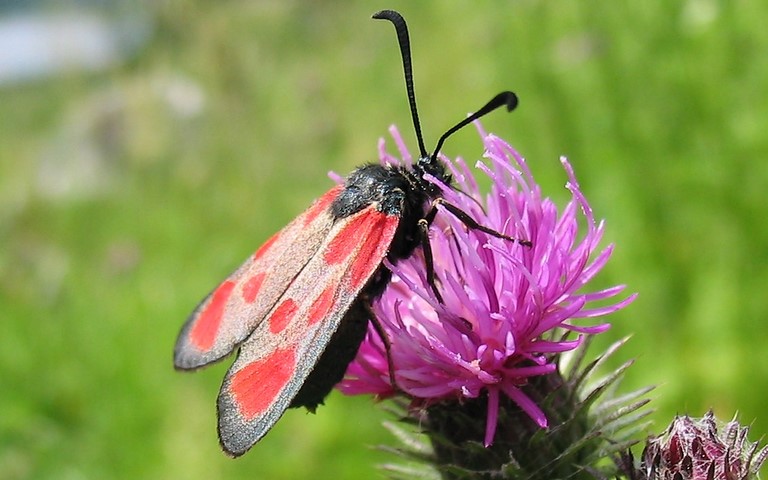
[639,411,767,480]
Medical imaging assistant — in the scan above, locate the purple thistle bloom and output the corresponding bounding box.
[338,124,636,447]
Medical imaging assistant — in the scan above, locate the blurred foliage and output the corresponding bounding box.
[1,1,767,479]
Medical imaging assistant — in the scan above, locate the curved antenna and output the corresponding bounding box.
[431,91,518,162]
[372,10,429,159]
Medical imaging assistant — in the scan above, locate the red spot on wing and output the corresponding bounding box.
[303,185,342,227]
[229,346,297,420]
[253,233,280,262]
[324,209,378,265]
[324,209,400,288]
[253,186,339,263]
[307,286,335,326]
[349,216,399,289]
[268,299,298,334]
[190,280,236,351]
[241,272,266,303]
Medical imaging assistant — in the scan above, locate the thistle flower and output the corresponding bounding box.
[629,411,768,480]
[338,125,640,477]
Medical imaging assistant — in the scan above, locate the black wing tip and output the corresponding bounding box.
[218,419,251,458]
[173,345,226,371]
[173,357,203,372]
[217,382,258,458]
[217,405,259,458]
[173,345,193,371]
[218,422,267,458]
[220,441,247,458]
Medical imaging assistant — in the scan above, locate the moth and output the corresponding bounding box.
[174,9,525,457]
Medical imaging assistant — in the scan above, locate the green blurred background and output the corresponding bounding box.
[1,1,767,479]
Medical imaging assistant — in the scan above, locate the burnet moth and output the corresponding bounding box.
[174,9,528,457]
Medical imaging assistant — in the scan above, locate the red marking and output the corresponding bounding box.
[307,286,335,326]
[268,299,298,334]
[229,346,296,420]
[253,232,280,262]
[349,215,398,289]
[190,280,236,351]
[324,209,399,287]
[324,208,379,265]
[241,272,265,303]
[302,185,342,227]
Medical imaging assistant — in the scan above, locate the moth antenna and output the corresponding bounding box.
[373,9,429,159]
[431,91,518,163]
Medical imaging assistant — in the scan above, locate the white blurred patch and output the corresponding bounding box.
[36,74,206,201]
[0,10,150,86]
[681,0,719,32]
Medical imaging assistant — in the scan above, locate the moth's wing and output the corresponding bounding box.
[174,185,343,370]
[216,205,401,456]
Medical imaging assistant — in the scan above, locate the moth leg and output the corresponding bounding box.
[417,218,445,304]
[418,198,531,304]
[430,198,532,246]
[363,301,398,391]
